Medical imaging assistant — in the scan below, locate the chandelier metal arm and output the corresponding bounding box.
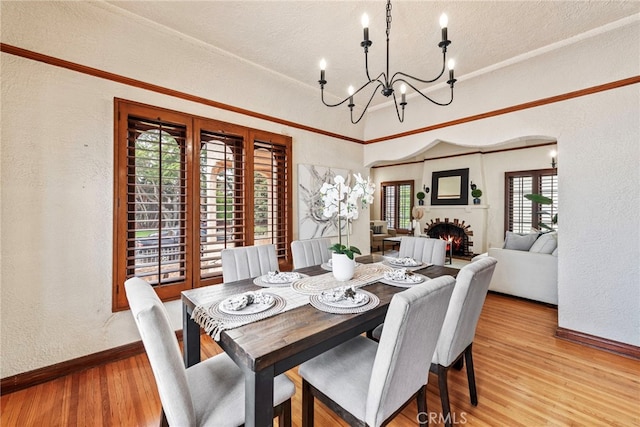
[350,83,384,124]
[400,79,455,107]
[390,52,447,86]
[391,93,406,123]
[320,87,353,108]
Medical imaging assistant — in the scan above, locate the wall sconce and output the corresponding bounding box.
[550,149,557,168]
[423,185,430,193]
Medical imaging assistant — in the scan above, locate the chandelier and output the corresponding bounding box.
[317,0,456,124]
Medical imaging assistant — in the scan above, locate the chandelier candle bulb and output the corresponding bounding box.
[448,59,455,83]
[319,59,326,84]
[440,13,448,42]
[362,13,370,42]
[348,85,355,107]
[400,83,407,105]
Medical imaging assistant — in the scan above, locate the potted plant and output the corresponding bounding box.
[320,173,375,281]
[416,191,426,205]
[471,188,482,204]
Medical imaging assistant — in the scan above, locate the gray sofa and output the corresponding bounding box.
[474,231,558,305]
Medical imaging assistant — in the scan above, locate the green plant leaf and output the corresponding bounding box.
[524,193,552,205]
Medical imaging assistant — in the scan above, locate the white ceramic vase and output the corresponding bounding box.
[332,253,355,281]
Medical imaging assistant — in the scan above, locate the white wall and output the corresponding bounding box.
[0,2,367,377]
[364,20,640,346]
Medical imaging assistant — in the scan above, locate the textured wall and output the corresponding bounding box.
[0,2,365,377]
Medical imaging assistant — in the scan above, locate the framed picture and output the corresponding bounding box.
[298,164,350,239]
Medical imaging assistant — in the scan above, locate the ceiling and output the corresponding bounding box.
[105,0,639,109]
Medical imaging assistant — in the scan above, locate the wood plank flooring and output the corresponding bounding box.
[2,293,639,426]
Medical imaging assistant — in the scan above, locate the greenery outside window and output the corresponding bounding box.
[113,99,292,310]
[381,180,414,233]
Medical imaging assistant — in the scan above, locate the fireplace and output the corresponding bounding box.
[424,218,475,259]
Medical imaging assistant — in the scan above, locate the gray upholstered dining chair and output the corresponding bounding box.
[298,275,456,427]
[398,236,447,266]
[430,256,497,427]
[290,237,332,269]
[125,277,295,427]
[221,243,279,282]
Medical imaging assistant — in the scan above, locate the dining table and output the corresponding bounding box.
[181,253,460,427]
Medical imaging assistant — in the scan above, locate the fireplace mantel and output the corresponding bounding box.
[423,205,489,212]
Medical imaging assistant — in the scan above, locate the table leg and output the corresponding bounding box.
[382,240,386,255]
[245,367,275,427]
[182,303,201,368]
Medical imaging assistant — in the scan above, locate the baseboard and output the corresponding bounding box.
[556,327,640,360]
[488,290,558,308]
[1,331,182,395]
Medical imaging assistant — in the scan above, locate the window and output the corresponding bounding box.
[505,169,558,234]
[381,180,414,232]
[113,100,292,310]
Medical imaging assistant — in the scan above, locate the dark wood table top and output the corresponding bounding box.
[182,254,459,374]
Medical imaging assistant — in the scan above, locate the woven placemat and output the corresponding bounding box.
[291,263,393,295]
[191,287,309,340]
[309,289,380,314]
[253,273,309,288]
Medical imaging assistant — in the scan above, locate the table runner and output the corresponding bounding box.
[191,286,310,341]
[291,263,393,295]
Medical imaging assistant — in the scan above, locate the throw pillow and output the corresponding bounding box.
[373,225,383,234]
[503,231,539,251]
[529,232,558,254]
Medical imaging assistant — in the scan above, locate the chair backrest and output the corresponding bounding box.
[365,275,456,427]
[398,236,447,266]
[221,244,279,282]
[432,256,498,366]
[125,277,195,426]
[291,238,332,269]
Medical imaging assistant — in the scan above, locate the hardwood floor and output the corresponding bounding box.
[2,293,639,426]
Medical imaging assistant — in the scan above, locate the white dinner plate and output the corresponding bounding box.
[387,258,422,267]
[386,274,426,285]
[320,292,370,308]
[219,297,276,315]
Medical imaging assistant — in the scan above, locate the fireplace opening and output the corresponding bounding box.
[424,218,474,259]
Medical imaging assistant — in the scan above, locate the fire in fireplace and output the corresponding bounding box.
[424,218,474,258]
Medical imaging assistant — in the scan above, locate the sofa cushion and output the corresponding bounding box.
[529,232,557,254]
[503,231,539,251]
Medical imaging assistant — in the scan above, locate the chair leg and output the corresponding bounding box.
[437,364,452,427]
[159,408,169,427]
[277,399,292,427]
[302,379,315,427]
[464,344,478,406]
[416,385,428,427]
[452,356,464,371]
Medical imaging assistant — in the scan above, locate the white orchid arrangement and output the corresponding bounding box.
[320,173,375,259]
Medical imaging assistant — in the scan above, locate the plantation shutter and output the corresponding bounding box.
[381,180,414,231]
[198,130,245,280]
[126,117,188,286]
[253,136,291,260]
[382,185,397,229]
[505,169,558,234]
